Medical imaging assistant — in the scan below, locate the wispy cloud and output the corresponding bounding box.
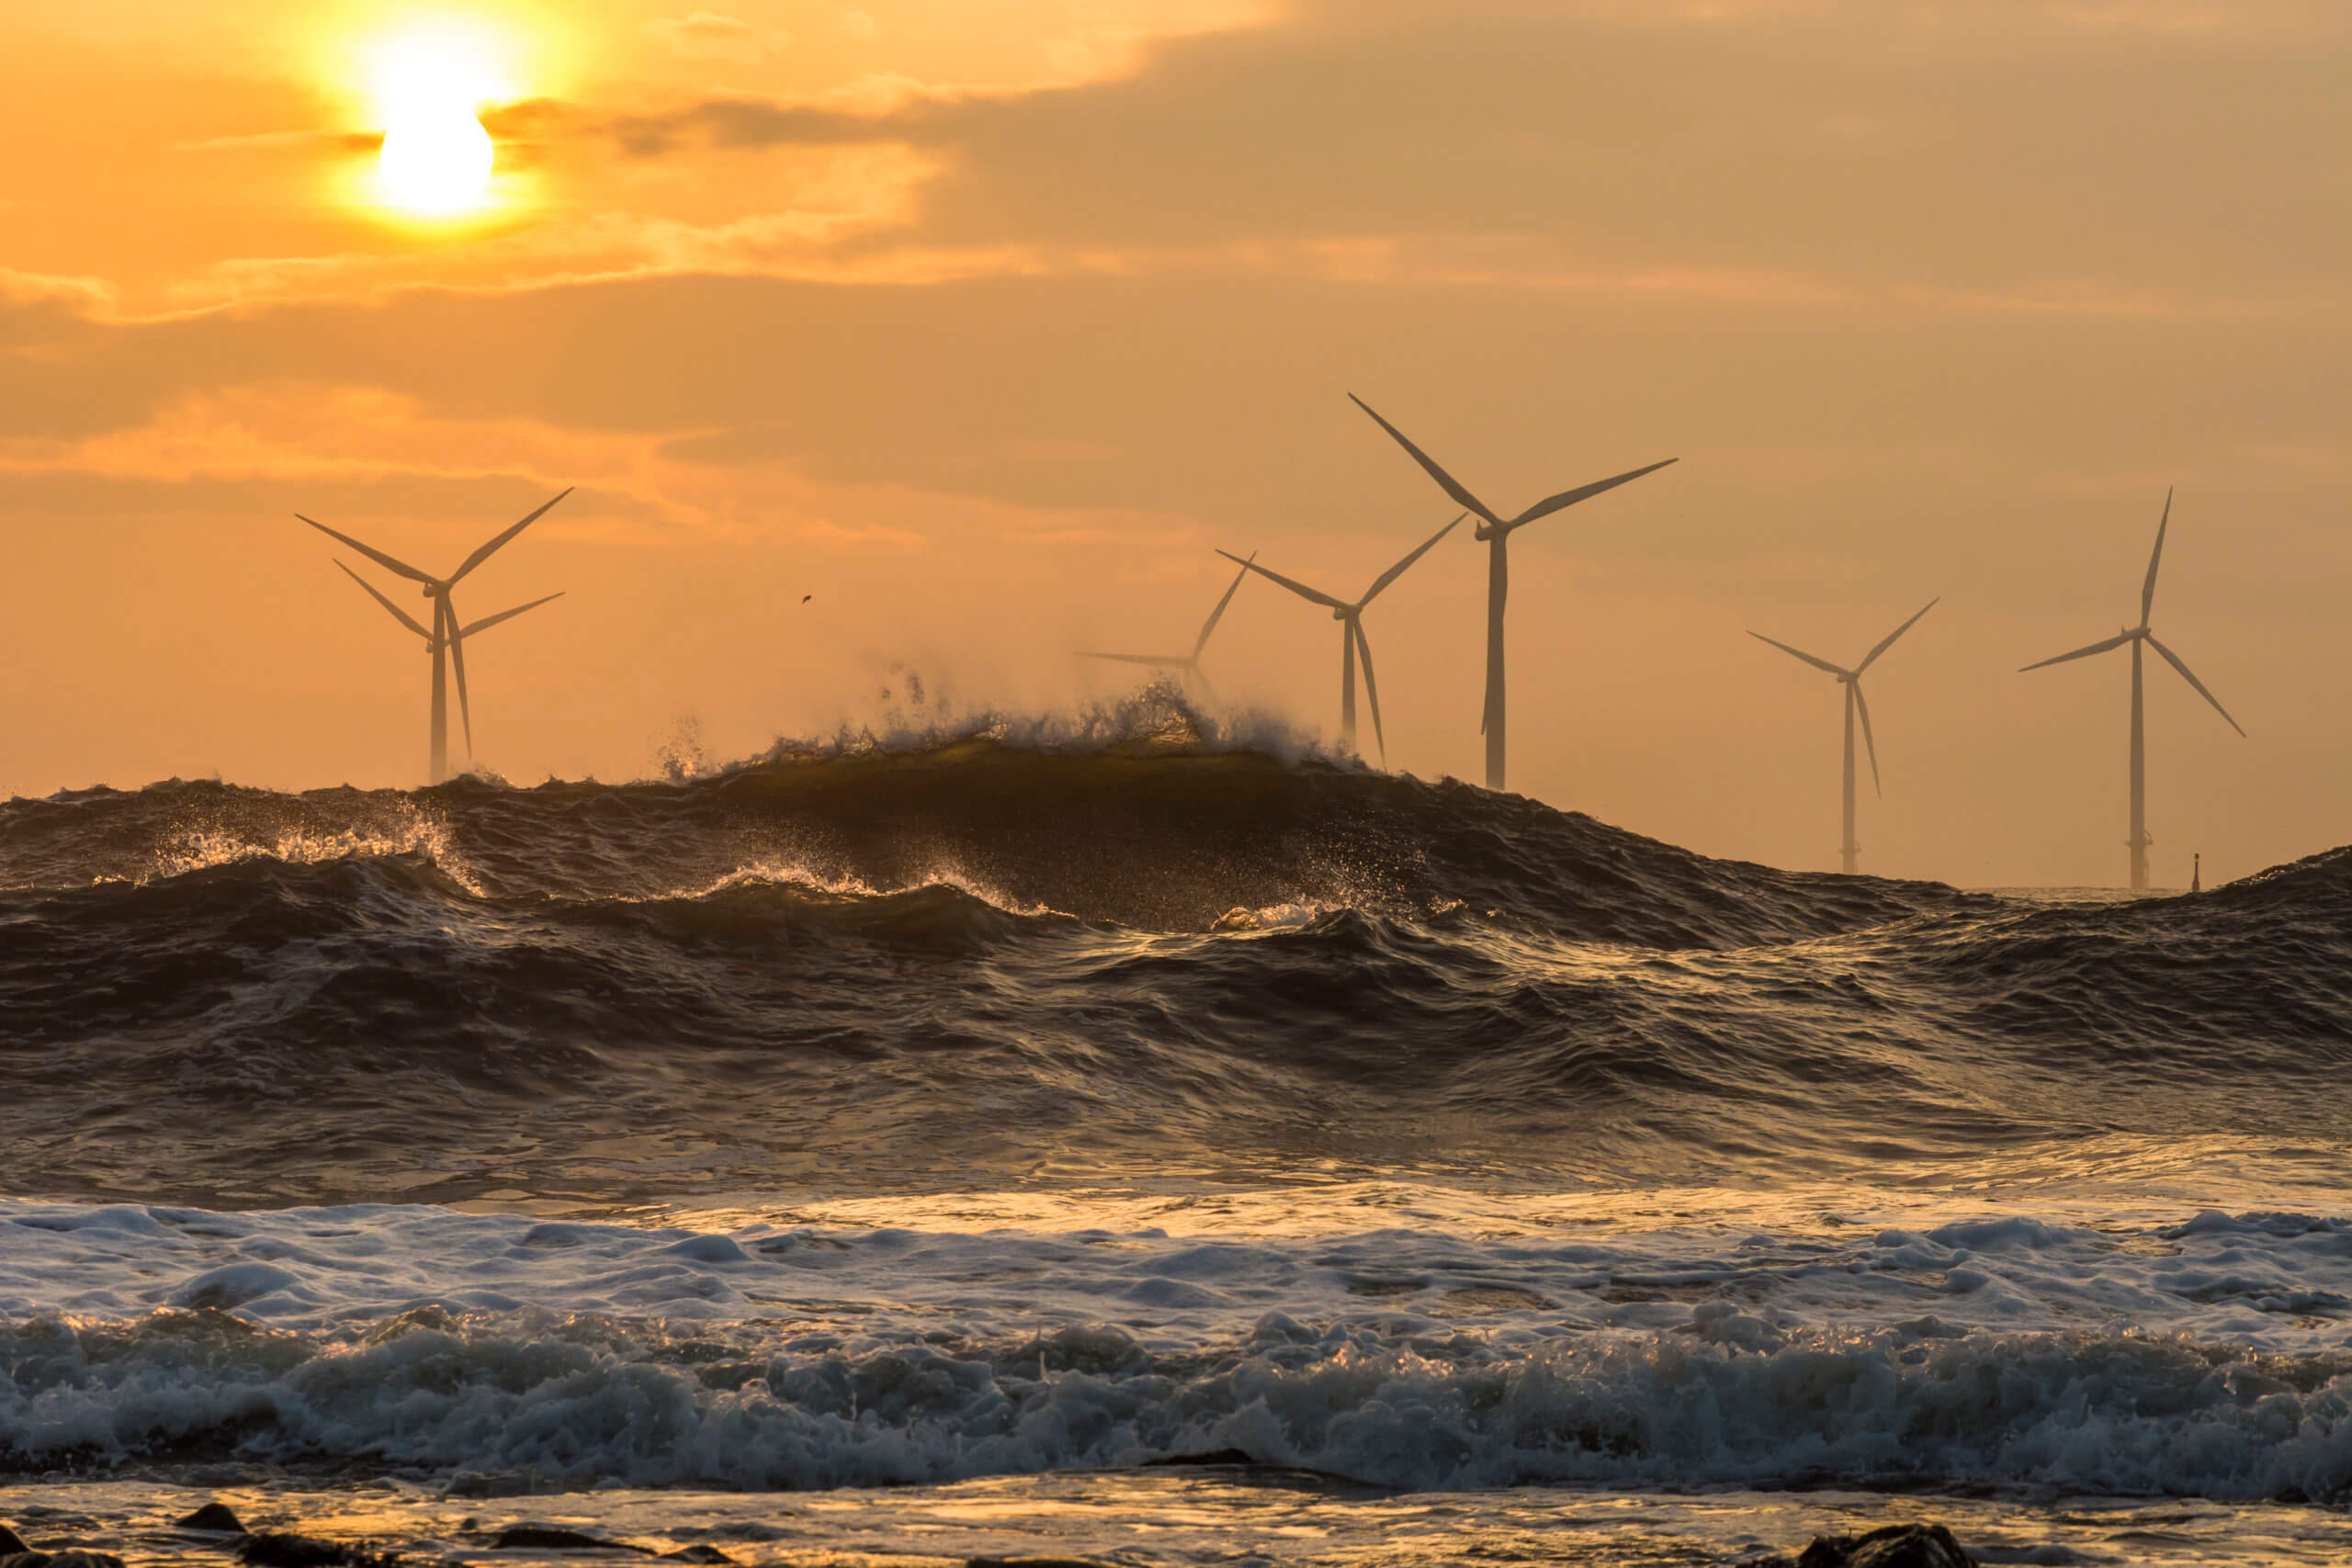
[650,13,780,65]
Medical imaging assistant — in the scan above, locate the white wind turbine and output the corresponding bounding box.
[299,490,571,783]
[1749,598,1938,875]
[1349,394,1677,792]
[1218,514,1462,765]
[1078,552,1256,704]
[2021,490,2243,892]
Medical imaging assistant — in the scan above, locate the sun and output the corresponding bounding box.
[380,107,493,216]
[365,27,511,220]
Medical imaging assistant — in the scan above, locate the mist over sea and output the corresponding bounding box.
[3,699,2349,1564]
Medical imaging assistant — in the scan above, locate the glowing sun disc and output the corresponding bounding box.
[380,107,494,216]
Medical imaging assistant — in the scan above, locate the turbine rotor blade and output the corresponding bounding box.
[2020,631,2132,671]
[334,560,434,640]
[1359,513,1464,607]
[448,488,573,586]
[1217,549,1348,611]
[460,592,565,639]
[1348,395,1502,527]
[1193,551,1255,660]
[1854,596,1940,675]
[2144,632,2245,737]
[298,515,435,585]
[1353,620,1386,766]
[1506,457,1679,531]
[1853,679,1882,796]
[446,597,475,757]
[1747,630,1847,676]
[2142,488,2171,626]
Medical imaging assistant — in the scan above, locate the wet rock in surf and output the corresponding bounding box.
[177,1503,247,1533]
[236,1534,390,1568]
[490,1526,649,1552]
[0,1529,27,1557]
[1780,1523,1976,1568]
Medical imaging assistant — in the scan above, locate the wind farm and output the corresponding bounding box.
[299,491,571,784]
[2021,491,2245,892]
[1748,601,1938,875]
[12,13,2352,1568]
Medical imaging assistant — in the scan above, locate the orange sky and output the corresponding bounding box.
[2,0,2346,888]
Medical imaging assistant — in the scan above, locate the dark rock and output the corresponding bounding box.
[2,1554,130,1568]
[179,1504,249,1533]
[490,1526,648,1552]
[1796,1524,1975,1568]
[237,1534,359,1568]
[0,1528,28,1556]
[663,1550,735,1565]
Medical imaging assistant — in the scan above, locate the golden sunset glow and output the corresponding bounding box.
[364,23,511,218]
[3,1,2350,891]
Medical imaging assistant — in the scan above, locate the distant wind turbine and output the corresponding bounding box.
[1218,515,1462,765]
[1349,394,1677,793]
[2021,490,2243,892]
[1078,551,1256,704]
[1750,599,1938,875]
[298,490,571,783]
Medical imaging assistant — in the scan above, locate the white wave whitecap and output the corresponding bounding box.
[0,1201,2346,1499]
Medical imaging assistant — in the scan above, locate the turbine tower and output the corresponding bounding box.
[1078,552,1256,704]
[299,490,571,783]
[2021,491,2244,892]
[1218,514,1463,765]
[1349,394,1676,793]
[1749,599,1938,875]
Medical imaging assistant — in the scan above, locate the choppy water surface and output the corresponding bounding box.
[3,714,2348,1562]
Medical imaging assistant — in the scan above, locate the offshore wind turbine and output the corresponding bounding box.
[1078,552,1256,704]
[298,490,571,783]
[1349,394,1677,792]
[1749,598,1938,875]
[2021,490,2244,892]
[1218,514,1462,765]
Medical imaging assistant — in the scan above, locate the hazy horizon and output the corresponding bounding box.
[5,0,2346,890]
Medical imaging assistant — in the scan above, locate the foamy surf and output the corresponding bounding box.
[0,1196,2346,1500]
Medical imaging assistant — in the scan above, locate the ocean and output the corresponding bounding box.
[2,708,2348,1565]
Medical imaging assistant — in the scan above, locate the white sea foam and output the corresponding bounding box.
[135,803,485,896]
[0,1195,2346,1498]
